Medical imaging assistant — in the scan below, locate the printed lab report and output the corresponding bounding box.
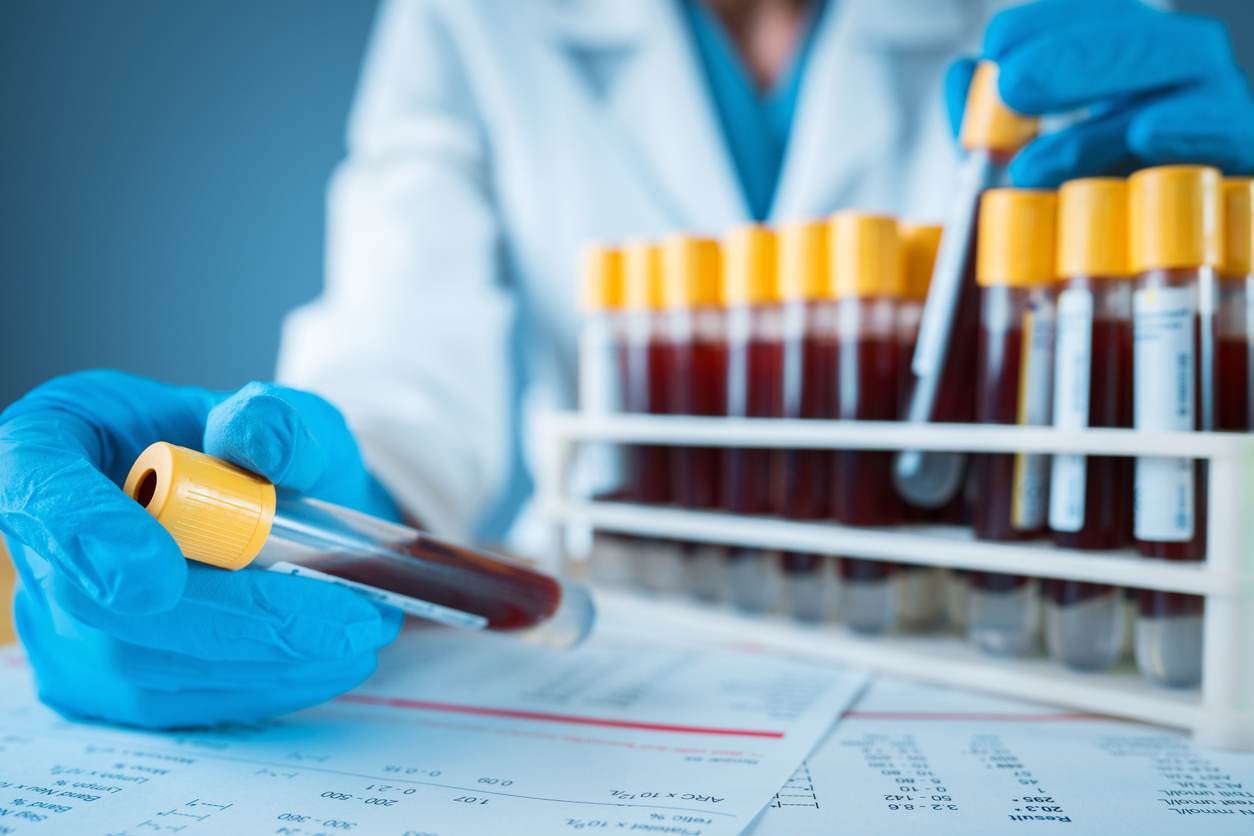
[0,625,868,836]
[750,676,1254,835]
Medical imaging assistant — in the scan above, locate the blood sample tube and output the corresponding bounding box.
[623,241,671,504]
[722,225,784,612]
[896,61,1039,509]
[829,211,903,635]
[968,188,1058,657]
[574,245,631,583]
[1045,178,1132,672]
[778,221,837,621]
[1128,165,1224,689]
[125,443,595,648]
[622,241,680,590]
[1218,177,1252,432]
[660,235,728,599]
[895,223,951,631]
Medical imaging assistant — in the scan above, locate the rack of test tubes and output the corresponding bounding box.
[537,137,1254,751]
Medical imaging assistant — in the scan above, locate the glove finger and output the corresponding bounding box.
[1009,105,1139,188]
[55,562,403,663]
[1129,93,1254,175]
[983,0,1143,58]
[945,57,978,139]
[0,419,187,615]
[204,382,400,517]
[994,12,1235,114]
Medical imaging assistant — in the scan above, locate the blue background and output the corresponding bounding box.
[0,0,1250,412]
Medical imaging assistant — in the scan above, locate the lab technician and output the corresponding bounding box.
[1,0,1252,729]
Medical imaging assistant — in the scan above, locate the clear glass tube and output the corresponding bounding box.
[1132,267,1207,689]
[1046,276,1131,672]
[779,298,838,620]
[252,492,595,649]
[833,296,901,635]
[968,283,1055,657]
[723,303,784,612]
[1217,277,1249,430]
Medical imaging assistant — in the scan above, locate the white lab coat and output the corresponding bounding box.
[277,0,1013,547]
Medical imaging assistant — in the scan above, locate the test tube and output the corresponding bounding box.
[1218,178,1252,432]
[722,225,784,612]
[895,61,1039,509]
[1045,178,1132,672]
[829,212,903,635]
[660,235,728,599]
[968,188,1058,657]
[777,221,838,621]
[1129,165,1223,689]
[125,443,595,649]
[574,245,633,584]
[622,241,682,590]
[895,222,951,632]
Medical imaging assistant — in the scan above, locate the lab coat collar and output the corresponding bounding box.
[542,0,983,230]
[772,0,980,220]
[543,0,749,232]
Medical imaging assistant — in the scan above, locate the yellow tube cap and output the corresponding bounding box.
[899,223,942,301]
[722,225,780,305]
[1129,165,1224,274]
[661,235,721,308]
[830,211,902,299]
[778,221,832,301]
[622,240,664,310]
[580,244,624,312]
[124,442,276,571]
[1222,177,1254,279]
[976,188,1058,288]
[1057,178,1128,279]
[960,61,1039,154]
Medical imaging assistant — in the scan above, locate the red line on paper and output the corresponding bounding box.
[842,711,1108,722]
[337,694,786,738]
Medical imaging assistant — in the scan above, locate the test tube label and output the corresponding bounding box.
[1132,286,1196,542]
[1049,287,1095,532]
[1011,299,1055,531]
[267,561,490,631]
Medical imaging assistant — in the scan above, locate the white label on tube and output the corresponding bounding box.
[267,561,490,631]
[1048,288,1094,532]
[1011,299,1055,531]
[1133,286,1195,542]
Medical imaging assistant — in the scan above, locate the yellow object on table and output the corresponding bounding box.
[0,539,15,645]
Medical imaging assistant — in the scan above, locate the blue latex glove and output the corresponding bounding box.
[945,0,1254,187]
[0,370,403,728]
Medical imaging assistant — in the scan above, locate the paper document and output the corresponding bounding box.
[0,626,867,836]
[749,676,1254,835]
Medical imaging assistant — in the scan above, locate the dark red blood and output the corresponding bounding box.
[1052,316,1133,551]
[666,338,728,508]
[1218,336,1250,431]
[624,337,672,504]
[308,537,562,632]
[723,338,783,514]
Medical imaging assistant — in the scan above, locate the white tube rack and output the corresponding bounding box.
[534,412,1254,750]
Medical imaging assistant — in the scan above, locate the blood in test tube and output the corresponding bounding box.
[895,223,952,631]
[828,212,902,635]
[777,221,838,621]
[660,235,728,598]
[1128,165,1224,689]
[1218,177,1253,432]
[573,245,633,583]
[622,241,681,590]
[125,444,594,649]
[1044,178,1133,672]
[968,188,1058,657]
[722,225,784,612]
[895,62,1039,511]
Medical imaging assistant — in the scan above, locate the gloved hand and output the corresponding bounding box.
[0,370,404,728]
[945,0,1254,187]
